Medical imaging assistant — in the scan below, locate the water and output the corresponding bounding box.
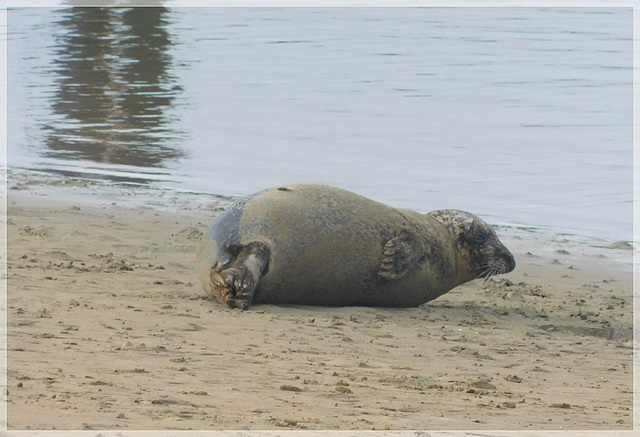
[6,7,634,242]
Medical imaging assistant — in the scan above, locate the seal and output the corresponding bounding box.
[196,184,515,310]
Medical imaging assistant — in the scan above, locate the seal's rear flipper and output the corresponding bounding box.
[209,242,270,310]
[378,229,423,280]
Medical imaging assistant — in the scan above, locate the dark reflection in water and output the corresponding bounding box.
[46,7,184,169]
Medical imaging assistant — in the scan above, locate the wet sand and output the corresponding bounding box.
[4,183,635,432]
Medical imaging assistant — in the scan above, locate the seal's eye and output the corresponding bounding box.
[473,233,487,244]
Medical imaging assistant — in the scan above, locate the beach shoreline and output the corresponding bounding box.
[4,177,636,432]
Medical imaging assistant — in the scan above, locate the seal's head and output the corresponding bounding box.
[429,209,516,282]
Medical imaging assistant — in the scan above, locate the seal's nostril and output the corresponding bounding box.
[502,252,516,271]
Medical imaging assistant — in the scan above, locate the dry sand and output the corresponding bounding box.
[3,182,636,433]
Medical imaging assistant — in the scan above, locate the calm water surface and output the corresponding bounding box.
[7,7,634,241]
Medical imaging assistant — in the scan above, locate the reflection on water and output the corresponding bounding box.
[8,7,632,241]
[46,7,184,168]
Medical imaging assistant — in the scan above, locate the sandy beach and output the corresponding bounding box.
[4,180,636,432]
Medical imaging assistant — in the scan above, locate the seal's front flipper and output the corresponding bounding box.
[209,242,270,310]
[378,229,423,280]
